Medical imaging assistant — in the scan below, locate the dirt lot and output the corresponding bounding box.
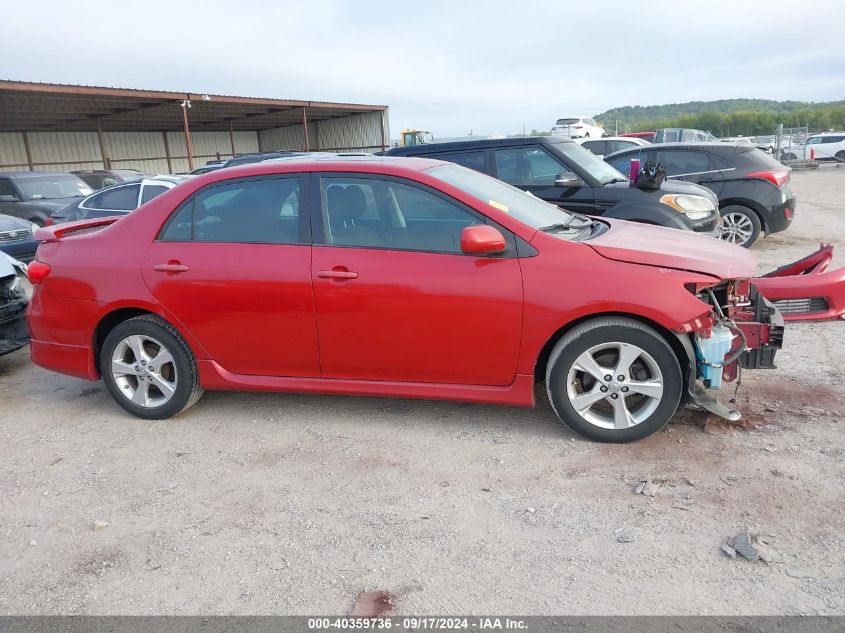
[1,167,843,615]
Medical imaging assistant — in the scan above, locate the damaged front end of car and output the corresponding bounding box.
[676,278,784,421]
[0,255,31,355]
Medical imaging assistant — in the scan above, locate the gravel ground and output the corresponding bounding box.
[1,166,843,615]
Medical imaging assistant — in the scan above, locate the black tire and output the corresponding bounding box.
[100,315,203,419]
[545,317,683,443]
[719,205,762,248]
[836,151,845,163]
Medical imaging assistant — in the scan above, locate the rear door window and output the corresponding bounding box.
[654,150,713,177]
[85,184,141,210]
[493,147,565,186]
[160,176,303,244]
[580,140,607,156]
[426,151,486,172]
[606,149,645,176]
[140,185,169,205]
[608,140,637,154]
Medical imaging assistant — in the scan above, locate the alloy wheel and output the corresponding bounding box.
[720,212,754,245]
[111,334,178,408]
[565,342,664,430]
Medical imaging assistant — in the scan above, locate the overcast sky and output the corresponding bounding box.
[2,0,843,137]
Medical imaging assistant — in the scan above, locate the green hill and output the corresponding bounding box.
[595,99,845,136]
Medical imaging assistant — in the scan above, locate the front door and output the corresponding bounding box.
[311,174,523,386]
[491,145,596,214]
[141,174,319,377]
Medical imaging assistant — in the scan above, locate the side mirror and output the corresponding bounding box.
[461,225,506,255]
[554,172,581,188]
[0,194,19,202]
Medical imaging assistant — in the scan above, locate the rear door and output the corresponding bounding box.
[142,174,319,377]
[491,145,596,214]
[310,173,523,386]
[654,149,727,195]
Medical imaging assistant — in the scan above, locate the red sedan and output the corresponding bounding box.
[27,156,783,442]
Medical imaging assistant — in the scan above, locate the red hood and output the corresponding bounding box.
[588,220,757,279]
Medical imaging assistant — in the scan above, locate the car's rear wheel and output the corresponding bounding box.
[719,205,761,248]
[100,315,203,419]
[835,151,845,162]
[545,318,683,443]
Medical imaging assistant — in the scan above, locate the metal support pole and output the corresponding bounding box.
[229,121,236,158]
[21,131,34,171]
[162,131,173,173]
[181,101,194,171]
[96,119,111,170]
[302,107,310,151]
[380,111,386,151]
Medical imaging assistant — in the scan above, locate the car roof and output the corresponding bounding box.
[142,175,190,185]
[190,155,446,184]
[579,136,646,142]
[1,171,82,178]
[386,136,573,156]
[604,141,761,160]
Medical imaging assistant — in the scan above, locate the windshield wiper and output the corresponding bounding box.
[607,177,628,184]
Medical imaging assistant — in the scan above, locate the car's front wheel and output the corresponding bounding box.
[100,315,204,419]
[836,151,845,162]
[719,205,761,248]
[545,317,683,443]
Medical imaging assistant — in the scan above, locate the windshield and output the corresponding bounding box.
[549,139,627,185]
[19,176,92,200]
[425,164,575,230]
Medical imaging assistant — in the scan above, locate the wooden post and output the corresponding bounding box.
[21,131,34,171]
[162,131,173,173]
[380,110,386,151]
[229,121,236,158]
[181,101,194,170]
[96,119,111,170]
[302,107,310,151]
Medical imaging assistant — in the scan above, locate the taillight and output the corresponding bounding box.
[27,261,51,285]
[44,218,54,227]
[785,207,793,220]
[747,170,790,187]
[574,125,583,129]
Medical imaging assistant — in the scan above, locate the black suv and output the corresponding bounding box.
[605,143,796,248]
[0,172,93,226]
[384,137,721,235]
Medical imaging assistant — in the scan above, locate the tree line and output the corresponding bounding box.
[594,99,845,136]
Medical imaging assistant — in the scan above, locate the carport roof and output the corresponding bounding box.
[0,80,387,133]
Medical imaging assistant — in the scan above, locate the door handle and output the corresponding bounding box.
[153,262,189,273]
[317,268,358,280]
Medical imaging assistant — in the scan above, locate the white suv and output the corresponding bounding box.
[804,132,845,162]
[551,116,605,139]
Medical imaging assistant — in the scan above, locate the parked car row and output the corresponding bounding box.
[50,175,190,224]
[384,136,722,236]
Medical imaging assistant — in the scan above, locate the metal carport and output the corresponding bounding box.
[0,80,389,173]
